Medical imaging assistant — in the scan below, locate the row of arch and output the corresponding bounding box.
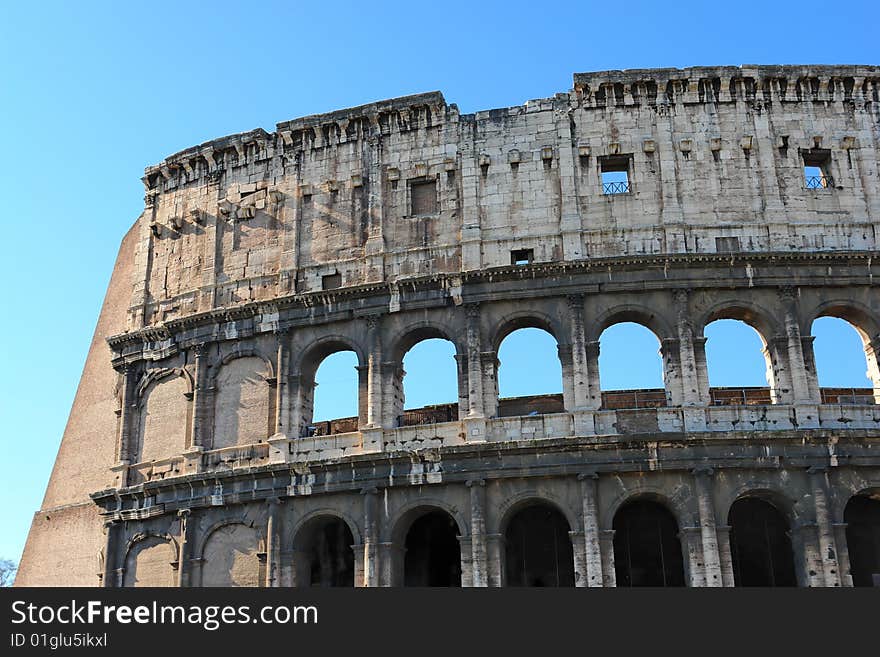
[122,491,880,587]
[129,298,880,463]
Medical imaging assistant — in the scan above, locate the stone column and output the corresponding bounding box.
[779,286,818,404]
[680,526,705,587]
[486,533,504,587]
[362,487,379,587]
[102,519,122,588]
[661,338,683,407]
[791,521,824,587]
[674,290,704,405]
[693,336,711,405]
[365,316,383,428]
[465,304,485,417]
[578,472,604,587]
[833,523,853,587]
[273,332,291,437]
[558,343,576,411]
[458,536,473,587]
[176,509,194,587]
[265,498,281,587]
[189,344,209,449]
[807,466,841,586]
[569,531,588,587]
[585,341,602,410]
[480,351,498,419]
[693,467,723,587]
[599,529,616,587]
[467,479,488,587]
[115,364,136,463]
[568,295,591,409]
[716,525,735,587]
[865,336,880,404]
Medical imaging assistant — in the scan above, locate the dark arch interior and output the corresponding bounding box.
[504,504,574,586]
[728,497,796,587]
[613,500,685,587]
[301,518,355,587]
[844,495,880,587]
[404,511,461,587]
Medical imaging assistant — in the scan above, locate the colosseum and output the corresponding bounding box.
[16,64,880,588]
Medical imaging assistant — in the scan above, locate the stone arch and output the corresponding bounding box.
[211,354,274,449]
[699,300,784,403]
[496,491,579,536]
[809,301,880,400]
[611,493,687,587]
[214,348,276,381]
[718,482,802,528]
[389,501,465,587]
[601,485,695,531]
[136,369,191,463]
[387,321,463,426]
[499,494,576,587]
[726,490,798,587]
[387,498,468,543]
[122,532,179,587]
[199,521,265,587]
[295,334,365,434]
[588,303,674,344]
[291,511,358,587]
[288,508,363,548]
[491,310,562,353]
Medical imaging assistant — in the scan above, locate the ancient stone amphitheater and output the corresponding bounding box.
[17,65,880,587]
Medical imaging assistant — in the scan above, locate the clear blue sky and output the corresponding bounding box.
[1,0,877,566]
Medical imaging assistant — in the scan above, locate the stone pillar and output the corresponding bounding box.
[661,338,683,407]
[585,341,602,410]
[480,351,498,418]
[265,498,281,587]
[273,333,291,437]
[102,519,122,588]
[558,343,576,411]
[365,316,383,428]
[779,286,818,404]
[176,509,194,587]
[467,479,488,587]
[567,296,592,409]
[362,487,379,587]
[115,364,136,463]
[599,529,616,587]
[807,466,841,586]
[578,472,604,587]
[693,337,711,405]
[716,525,736,587]
[352,543,366,588]
[189,344,208,449]
[693,467,723,587]
[865,336,880,404]
[791,521,824,587]
[674,290,704,405]
[378,542,399,587]
[458,536,473,587]
[680,526,705,587]
[465,304,485,417]
[569,531,588,587]
[833,523,853,587]
[486,533,504,587]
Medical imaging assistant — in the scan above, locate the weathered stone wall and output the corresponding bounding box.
[17,65,880,587]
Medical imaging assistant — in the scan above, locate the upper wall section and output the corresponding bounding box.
[130,65,880,329]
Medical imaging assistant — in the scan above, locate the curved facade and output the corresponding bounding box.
[17,64,880,586]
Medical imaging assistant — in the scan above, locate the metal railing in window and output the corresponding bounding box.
[602,181,630,195]
[805,175,833,189]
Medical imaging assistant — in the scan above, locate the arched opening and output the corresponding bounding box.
[399,338,459,426]
[613,500,685,587]
[307,349,359,436]
[497,327,564,417]
[123,537,176,587]
[599,322,666,409]
[201,524,263,587]
[403,510,461,586]
[504,503,574,587]
[811,317,875,404]
[728,497,796,587]
[293,516,355,587]
[704,319,774,406]
[844,494,880,587]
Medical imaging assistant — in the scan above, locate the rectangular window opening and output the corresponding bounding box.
[802,149,832,189]
[511,249,534,266]
[409,179,438,216]
[322,272,342,290]
[600,155,631,195]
